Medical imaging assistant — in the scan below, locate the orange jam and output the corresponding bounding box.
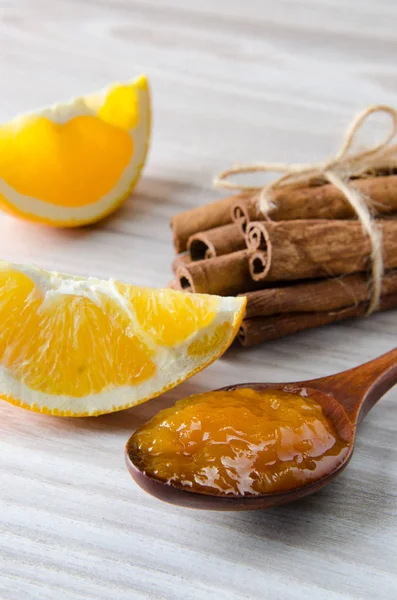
[129,388,350,497]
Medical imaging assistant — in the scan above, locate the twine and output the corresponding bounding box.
[214,105,397,314]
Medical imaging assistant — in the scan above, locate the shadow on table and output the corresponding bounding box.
[102,174,209,229]
[18,378,207,437]
[225,431,395,549]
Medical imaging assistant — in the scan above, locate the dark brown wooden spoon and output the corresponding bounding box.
[125,348,397,511]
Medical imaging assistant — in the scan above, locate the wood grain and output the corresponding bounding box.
[0,1,396,598]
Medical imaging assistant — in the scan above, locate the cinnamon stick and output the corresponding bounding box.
[232,174,397,233]
[246,221,271,251]
[172,253,191,273]
[238,293,397,346]
[176,250,258,295]
[246,219,397,282]
[170,195,244,253]
[231,196,260,234]
[188,223,246,260]
[242,271,397,318]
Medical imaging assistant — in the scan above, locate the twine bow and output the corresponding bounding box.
[214,105,397,314]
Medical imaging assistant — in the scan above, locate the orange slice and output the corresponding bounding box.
[0,262,246,416]
[0,75,150,226]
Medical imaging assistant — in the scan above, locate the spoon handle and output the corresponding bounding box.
[309,348,397,424]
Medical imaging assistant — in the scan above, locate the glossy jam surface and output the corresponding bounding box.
[129,388,350,497]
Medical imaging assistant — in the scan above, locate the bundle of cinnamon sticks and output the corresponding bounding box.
[169,173,397,346]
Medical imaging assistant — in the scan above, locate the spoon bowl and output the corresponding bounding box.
[126,348,397,510]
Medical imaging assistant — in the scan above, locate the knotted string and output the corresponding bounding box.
[214,105,397,314]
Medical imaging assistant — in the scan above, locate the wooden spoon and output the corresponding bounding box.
[125,348,397,511]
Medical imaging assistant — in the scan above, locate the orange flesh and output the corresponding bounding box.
[0,116,133,207]
[0,270,156,398]
[130,388,350,496]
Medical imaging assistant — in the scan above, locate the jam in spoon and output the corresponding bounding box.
[126,348,397,511]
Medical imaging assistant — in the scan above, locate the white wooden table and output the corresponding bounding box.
[1,1,396,598]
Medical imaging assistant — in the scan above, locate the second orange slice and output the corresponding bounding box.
[0,75,150,226]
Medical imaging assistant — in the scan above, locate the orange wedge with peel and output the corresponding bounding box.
[0,75,150,226]
[0,262,246,416]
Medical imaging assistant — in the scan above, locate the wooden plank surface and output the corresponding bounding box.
[0,1,396,598]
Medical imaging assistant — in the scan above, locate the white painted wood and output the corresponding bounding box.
[0,1,396,598]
